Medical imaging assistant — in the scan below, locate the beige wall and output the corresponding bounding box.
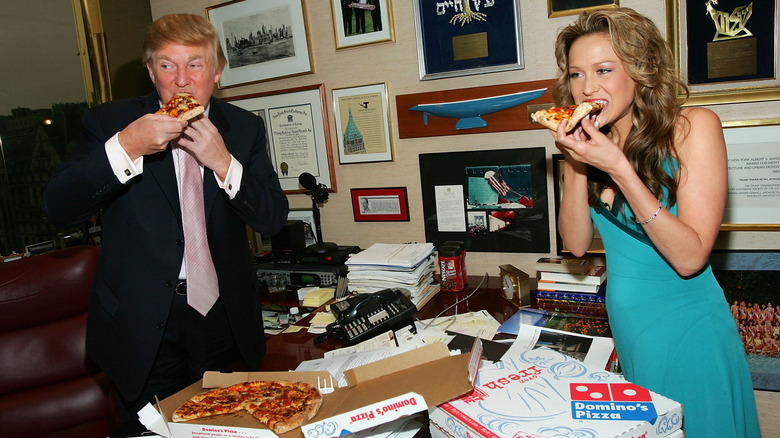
[149,0,779,276]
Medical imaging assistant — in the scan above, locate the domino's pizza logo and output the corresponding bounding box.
[569,382,659,424]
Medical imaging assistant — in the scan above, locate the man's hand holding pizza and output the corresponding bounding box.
[118,114,187,161]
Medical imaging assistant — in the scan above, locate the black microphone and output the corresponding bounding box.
[298,172,318,192]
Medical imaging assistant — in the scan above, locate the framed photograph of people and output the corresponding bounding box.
[288,209,319,245]
[412,0,524,80]
[224,84,336,194]
[552,154,605,254]
[351,187,409,222]
[720,119,780,230]
[666,0,780,105]
[418,147,549,253]
[332,83,393,164]
[547,0,619,18]
[330,0,395,49]
[207,0,313,88]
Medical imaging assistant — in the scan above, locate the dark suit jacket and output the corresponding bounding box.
[42,91,289,400]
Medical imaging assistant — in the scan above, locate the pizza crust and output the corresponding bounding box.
[155,92,205,122]
[171,380,323,434]
[532,100,607,132]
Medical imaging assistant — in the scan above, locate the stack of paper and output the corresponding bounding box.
[345,243,437,306]
[302,287,335,307]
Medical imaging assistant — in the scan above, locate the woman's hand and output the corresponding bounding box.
[552,115,625,175]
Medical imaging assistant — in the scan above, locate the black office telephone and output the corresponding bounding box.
[314,289,418,345]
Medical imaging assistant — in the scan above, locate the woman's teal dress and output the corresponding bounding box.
[591,195,761,437]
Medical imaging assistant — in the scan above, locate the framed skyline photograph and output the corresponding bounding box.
[547,0,618,18]
[351,187,409,222]
[412,0,524,80]
[666,0,780,105]
[333,83,393,164]
[331,0,395,49]
[224,84,336,193]
[207,0,313,88]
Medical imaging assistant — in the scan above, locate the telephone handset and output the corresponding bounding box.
[314,289,417,345]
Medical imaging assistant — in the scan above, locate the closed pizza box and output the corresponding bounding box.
[151,342,479,438]
[428,347,683,438]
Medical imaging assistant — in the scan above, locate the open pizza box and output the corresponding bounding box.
[140,341,481,438]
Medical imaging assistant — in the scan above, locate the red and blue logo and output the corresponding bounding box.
[569,382,659,424]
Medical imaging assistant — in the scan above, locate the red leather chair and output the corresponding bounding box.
[0,246,118,437]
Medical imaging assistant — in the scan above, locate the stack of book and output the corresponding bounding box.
[345,243,439,308]
[534,258,607,316]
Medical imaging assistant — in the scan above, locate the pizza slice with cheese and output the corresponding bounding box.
[531,99,607,132]
[155,92,205,121]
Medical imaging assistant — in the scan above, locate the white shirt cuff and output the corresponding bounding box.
[216,156,242,199]
[106,132,142,183]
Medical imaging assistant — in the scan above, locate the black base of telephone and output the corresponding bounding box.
[314,289,418,345]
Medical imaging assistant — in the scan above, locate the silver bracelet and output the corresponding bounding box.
[634,202,663,225]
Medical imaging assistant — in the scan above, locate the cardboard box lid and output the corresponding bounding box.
[156,344,477,438]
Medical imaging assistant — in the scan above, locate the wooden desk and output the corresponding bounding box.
[258,275,519,371]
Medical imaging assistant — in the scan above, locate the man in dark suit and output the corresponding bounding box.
[41,14,288,433]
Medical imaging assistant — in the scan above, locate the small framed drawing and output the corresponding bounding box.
[207,0,313,88]
[351,187,409,222]
[412,0,524,80]
[224,84,336,193]
[288,209,318,245]
[547,0,619,18]
[330,0,395,49]
[332,83,393,164]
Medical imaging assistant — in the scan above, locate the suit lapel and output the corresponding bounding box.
[141,92,183,223]
[203,98,231,222]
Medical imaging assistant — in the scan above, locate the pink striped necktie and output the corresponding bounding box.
[179,148,219,316]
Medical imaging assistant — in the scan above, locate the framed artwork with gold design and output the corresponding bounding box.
[412,0,524,80]
[666,0,780,105]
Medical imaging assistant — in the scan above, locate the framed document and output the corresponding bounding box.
[207,0,313,88]
[721,119,780,230]
[412,0,524,80]
[666,0,780,105]
[351,187,410,222]
[332,83,393,164]
[224,84,336,193]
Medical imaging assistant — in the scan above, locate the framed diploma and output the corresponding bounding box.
[412,0,524,80]
[666,0,780,105]
[224,84,336,194]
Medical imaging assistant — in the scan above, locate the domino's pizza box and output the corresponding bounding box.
[143,342,479,438]
[429,347,683,438]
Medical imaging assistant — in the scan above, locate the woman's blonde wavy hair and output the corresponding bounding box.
[552,7,688,208]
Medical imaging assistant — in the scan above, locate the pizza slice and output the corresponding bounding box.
[171,380,323,434]
[155,92,205,121]
[531,99,607,132]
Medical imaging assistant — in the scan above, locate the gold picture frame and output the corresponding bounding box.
[666,0,780,105]
[547,0,619,18]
